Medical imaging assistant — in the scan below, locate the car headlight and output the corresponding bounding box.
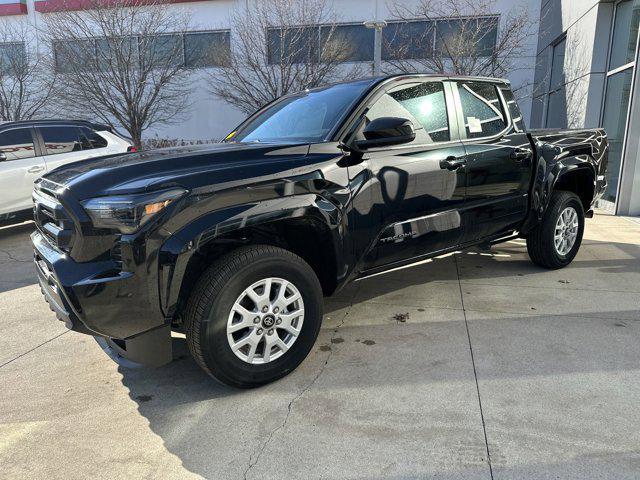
[81,188,186,234]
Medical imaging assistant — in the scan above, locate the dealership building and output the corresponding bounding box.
[531,0,640,215]
[2,0,640,215]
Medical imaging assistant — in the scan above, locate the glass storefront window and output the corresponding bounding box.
[546,37,568,128]
[600,0,640,206]
[601,69,634,202]
[610,0,640,70]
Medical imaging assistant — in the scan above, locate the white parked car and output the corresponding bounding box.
[0,120,133,224]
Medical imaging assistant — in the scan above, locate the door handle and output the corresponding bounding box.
[511,148,532,161]
[27,165,45,174]
[440,156,466,171]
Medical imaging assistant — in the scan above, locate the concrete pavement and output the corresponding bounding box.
[1,214,639,479]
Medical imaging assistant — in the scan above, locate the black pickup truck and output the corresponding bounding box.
[32,75,607,387]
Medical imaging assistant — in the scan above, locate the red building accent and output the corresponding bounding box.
[34,0,196,13]
[0,3,27,15]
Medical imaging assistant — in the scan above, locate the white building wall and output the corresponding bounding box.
[4,0,541,141]
[531,0,614,129]
[533,0,640,215]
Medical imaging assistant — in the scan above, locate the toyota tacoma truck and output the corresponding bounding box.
[32,75,608,388]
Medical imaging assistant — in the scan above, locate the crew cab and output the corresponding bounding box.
[31,75,608,388]
[0,119,133,225]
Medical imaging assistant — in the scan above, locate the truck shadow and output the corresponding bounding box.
[328,239,640,307]
[117,237,640,479]
[119,337,238,402]
[0,221,37,294]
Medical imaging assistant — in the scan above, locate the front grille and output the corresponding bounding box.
[33,184,75,252]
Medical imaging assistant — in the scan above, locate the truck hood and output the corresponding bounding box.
[43,142,311,200]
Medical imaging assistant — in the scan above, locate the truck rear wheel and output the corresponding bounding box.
[184,245,323,388]
[526,191,585,269]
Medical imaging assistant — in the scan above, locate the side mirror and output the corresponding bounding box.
[0,152,6,162]
[354,117,416,150]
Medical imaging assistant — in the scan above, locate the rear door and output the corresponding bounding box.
[0,127,46,215]
[452,80,533,241]
[348,79,468,271]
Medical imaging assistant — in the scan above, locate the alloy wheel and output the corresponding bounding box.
[554,206,579,256]
[226,277,304,364]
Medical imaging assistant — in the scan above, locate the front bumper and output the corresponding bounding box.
[32,230,171,366]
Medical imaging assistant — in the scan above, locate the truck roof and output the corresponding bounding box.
[377,73,510,84]
[312,74,511,93]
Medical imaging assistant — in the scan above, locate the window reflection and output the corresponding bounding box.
[0,129,36,161]
[601,70,633,202]
[609,0,640,71]
[457,82,506,138]
[600,0,640,204]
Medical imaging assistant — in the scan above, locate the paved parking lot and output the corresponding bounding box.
[1,214,639,479]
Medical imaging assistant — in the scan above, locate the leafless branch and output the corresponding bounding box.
[385,0,538,82]
[0,21,57,121]
[209,0,362,115]
[40,0,194,147]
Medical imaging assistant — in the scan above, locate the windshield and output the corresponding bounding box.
[226,80,373,144]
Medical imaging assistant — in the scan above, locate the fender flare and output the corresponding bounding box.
[157,194,345,318]
[521,142,597,235]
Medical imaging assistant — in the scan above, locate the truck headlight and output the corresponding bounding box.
[81,188,186,234]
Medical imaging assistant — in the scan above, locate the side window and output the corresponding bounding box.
[78,127,108,149]
[364,81,451,144]
[40,126,83,155]
[456,82,507,139]
[501,88,525,132]
[0,128,36,161]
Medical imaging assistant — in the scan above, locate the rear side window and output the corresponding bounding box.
[0,128,36,161]
[456,82,506,138]
[501,88,525,132]
[78,127,108,149]
[40,126,83,155]
[365,81,450,144]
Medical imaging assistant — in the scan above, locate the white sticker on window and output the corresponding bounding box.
[468,117,483,134]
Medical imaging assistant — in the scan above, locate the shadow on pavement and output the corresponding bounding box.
[0,221,37,294]
[119,337,237,401]
[115,238,640,479]
[467,240,640,276]
[118,310,640,479]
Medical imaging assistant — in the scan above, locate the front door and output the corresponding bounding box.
[0,127,46,216]
[347,80,468,272]
[452,80,533,241]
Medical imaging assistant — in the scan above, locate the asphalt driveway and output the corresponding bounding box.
[1,214,639,479]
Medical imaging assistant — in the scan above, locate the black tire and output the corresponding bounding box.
[526,191,585,269]
[184,245,323,388]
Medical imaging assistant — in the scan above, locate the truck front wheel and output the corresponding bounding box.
[184,245,323,388]
[526,191,585,269]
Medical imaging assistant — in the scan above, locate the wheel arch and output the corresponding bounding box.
[158,196,347,324]
[552,164,596,212]
[521,146,598,235]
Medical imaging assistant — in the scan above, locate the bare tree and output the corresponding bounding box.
[210,0,361,115]
[385,0,537,80]
[41,0,194,148]
[0,21,56,121]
